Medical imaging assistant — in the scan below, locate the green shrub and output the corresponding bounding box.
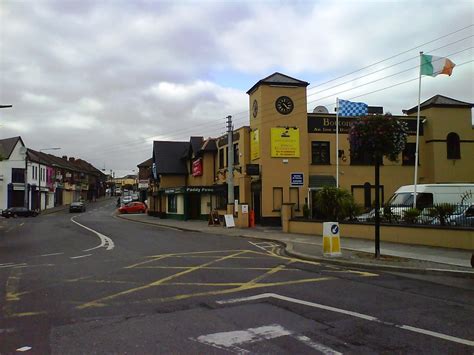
[302,203,310,219]
[403,208,421,224]
[428,203,455,226]
[312,186,358,221]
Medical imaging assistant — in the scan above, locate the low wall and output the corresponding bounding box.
[288,219,474,250]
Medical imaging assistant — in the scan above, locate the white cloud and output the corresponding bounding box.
[0,0,472,174]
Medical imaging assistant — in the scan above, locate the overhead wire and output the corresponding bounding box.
[81,27,473,159]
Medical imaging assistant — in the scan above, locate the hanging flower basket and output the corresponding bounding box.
[348,114,408,161]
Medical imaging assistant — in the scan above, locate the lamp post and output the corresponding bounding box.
[38,147,60,211]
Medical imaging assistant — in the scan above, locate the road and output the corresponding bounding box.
[1,198,473,354]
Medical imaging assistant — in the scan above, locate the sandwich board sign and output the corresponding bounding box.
[224,214,235,228]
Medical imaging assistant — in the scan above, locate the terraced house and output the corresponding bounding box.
[146,73,474,225]
[0,136,106,211]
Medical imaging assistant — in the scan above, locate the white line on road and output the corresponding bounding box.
[217,293,474,347]
[70,216,115,251]
[0,263,27,269]
[191,324,340,354]
[39,252,64,257]
[293,335,342,355]
[70,254,93,259]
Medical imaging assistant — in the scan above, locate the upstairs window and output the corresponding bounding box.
[311,141,330,165]
[12,168,25,183]
[446,132,460,159]
[218,148,225,169]
[402,143,417,166]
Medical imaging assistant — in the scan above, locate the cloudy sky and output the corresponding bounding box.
[1,0,473,177]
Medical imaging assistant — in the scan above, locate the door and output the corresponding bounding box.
[252,191,261,224]
[188,193,201,220]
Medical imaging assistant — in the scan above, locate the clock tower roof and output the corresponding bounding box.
[246,72,309,95]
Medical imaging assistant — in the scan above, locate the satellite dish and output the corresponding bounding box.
[313,106,329,113]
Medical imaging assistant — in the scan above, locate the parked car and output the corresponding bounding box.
[131,193,139,201]
[430,204,474,227]
[118,202,147,214]
[1,207,38,218]
[69,201,86,213]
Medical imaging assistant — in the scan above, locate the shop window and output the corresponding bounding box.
[350,144,382,166]
[218,148,225,169]
[11,168,25,183]
[446,132,460,159]
[272,187,283,211]
[289,187,299,211]
[311,141,330,165]
[402,143,417,166]
[233,143,239,165]
[168,194,177,213]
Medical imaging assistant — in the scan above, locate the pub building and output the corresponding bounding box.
[147,72,473,225]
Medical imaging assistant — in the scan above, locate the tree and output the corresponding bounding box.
[348,114,408,257]
[312,186,361,221]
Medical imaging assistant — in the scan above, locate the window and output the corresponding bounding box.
[216,193,227,209]
[350,145,382,165]
[225,147,229,167]
[218,148,225,169]
[233,143,239,165]
[272,187,283,211]
[311,141,330,165]
[12,168,25,183]
[402,143,416,166]
[289,187,299,211]
[167,194,177,212]
[446,132,460,159]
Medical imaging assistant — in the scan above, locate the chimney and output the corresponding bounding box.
[69,157,75,162]
[62,155,68,160]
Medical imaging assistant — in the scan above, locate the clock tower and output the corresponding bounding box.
[247,72,310,225]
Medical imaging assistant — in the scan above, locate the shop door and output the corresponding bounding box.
[252,191,261,224]
[188,193,201,219]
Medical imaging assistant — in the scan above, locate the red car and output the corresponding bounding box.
[118,202,147,214]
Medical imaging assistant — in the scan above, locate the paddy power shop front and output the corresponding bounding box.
[162,185,227,220]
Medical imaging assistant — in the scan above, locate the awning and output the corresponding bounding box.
[309,175,336,188]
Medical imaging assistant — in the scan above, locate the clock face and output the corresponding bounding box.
[275,96,294,115]
[252,99,258,118]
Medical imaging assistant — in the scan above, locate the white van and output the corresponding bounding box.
[388,184,474,208]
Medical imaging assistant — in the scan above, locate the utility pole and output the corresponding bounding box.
[226,115,234,212]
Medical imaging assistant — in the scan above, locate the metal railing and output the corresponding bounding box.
[352,203,473,228]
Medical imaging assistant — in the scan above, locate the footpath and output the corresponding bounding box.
[117,213,474,278]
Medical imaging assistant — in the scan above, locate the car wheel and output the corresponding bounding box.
[13,213,18,218]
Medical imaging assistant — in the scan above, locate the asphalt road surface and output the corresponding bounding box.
[1,199,473,354]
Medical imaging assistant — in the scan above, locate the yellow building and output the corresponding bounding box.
[148,72,473,225]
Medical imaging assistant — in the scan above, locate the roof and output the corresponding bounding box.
[27,149,105,177]
[201,138,217,152]
[189,136,204,157]
[137,158,153,168]
[153,141,190,175]
[246,72,310,94]
[404,95,473,115]
[0,136,24,159]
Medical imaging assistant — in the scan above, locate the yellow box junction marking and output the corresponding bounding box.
[75,248,377,310]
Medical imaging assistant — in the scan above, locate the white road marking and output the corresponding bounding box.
[0,328,16,334]
[0,262,14,266]
[0,263,27,269]
[248,241,279,253]
[70,254,93,259]
[16,346,32,352]
[217,293,474,347]
[70,216,115,251]
[38,252,64,257]
[293,335,342,355]
[192,324,340,354]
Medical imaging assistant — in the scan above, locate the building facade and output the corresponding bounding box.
[147,73,474,225]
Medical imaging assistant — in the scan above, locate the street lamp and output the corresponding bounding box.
[38,147,61,211]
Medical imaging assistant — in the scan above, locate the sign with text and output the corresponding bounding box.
[307,116,423,136]
[271,127,300,158]
[290,173,304,186]
[250,129,260,160]
[192,158,203,177]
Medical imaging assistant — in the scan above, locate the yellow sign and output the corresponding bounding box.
[271,128,300,158]
[251,129,260,160]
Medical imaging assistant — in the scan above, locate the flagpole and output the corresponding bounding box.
[413,51,423,209]
[336,97,339,188]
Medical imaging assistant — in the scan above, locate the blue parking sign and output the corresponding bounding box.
[290,173,304,186]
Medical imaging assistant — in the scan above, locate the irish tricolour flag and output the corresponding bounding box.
[420,54,455,77]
